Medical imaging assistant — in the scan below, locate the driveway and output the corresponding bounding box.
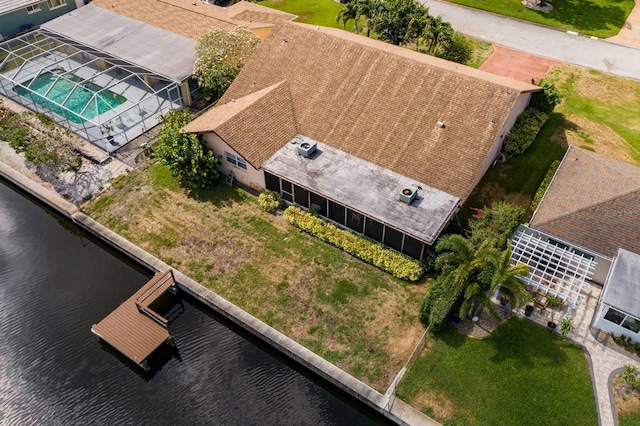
[479,45,561,83]
[420,0,640,81]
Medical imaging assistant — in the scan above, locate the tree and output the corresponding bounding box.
[424,15,453,56]
[529,79,562,114]
[336,2,360,30]
[373,0,428,46]
[468,201,526,250]
[436,32,472,65]
[193,28,260,101]
[474,241,528,309]
[355,0,382,37]
[155,109,220,189]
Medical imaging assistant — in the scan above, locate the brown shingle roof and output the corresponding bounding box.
[191,22,539,202]
[531,146,640,258]
[91,0,295,40]
[184,81,298,168]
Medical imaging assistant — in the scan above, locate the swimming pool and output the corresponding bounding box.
[14,70,127,124]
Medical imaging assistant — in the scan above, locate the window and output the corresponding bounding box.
[225,152,247,169]
[364,218,383,243]
[572,248,595,261]
[623,317,640,333]
[309,193,327,216]
[383,227,404,252]
[604,308,625,325]
[402,235,423,259]
[47,0,67,9]
[547,238,570,251]
[26,4,42,13]
[281,179,293,202]
[328,201,345,225]
[346,209,364,233]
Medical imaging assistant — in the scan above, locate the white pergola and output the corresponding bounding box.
[510,226,596,310]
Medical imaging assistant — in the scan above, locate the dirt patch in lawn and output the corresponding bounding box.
[552,115,640,165]
[574,70,640,106]
[413,390,456,420]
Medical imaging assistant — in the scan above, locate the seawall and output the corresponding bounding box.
[0,159,438,426]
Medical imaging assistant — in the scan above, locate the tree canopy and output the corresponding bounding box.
[155,109,220,189]
[193,28,260,101]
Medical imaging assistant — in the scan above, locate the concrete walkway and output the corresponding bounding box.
[517,283,640,426]
[420,0,640,81]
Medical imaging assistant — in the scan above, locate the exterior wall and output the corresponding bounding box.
[594,302,640,344]
[471,92,532,192]
[0,1,80,39]
[201,132,265,191]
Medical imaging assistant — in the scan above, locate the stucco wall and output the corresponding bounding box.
[202,132,265,191]
[0,1,79,38]
[471,91,532,194]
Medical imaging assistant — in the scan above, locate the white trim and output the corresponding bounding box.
[26,3,42,14]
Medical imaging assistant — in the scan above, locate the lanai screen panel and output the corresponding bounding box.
[510,226,596,307]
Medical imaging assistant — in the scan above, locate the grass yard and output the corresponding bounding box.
[260,0,349,28]
[84,161,428,392]
[444,0,633,38]
[462,64,640,226]
[397,317,597,425]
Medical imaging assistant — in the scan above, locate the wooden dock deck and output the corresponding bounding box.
[92,270,178,371]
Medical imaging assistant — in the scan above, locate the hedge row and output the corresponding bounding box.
[283,206,423,281]
[530,160,561,213]
[502,108,548,157]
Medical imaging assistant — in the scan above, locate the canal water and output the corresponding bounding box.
[0,180,388,425]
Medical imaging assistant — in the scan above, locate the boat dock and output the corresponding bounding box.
[92,270,178,371]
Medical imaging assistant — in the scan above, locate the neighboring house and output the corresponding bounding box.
[0,0,85,40]
[514,146,640,342]
[90,0,296,41]
[183,22,540,260]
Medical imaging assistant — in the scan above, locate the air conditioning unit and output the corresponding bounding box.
[399,186,418,204]
[297,141,317,158]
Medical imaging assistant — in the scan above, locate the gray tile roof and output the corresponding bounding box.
[531,146,640,258]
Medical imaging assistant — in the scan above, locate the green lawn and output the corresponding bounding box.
[444,0,634,38]
[620,412,640,426]
[461,114,566,225]
[260,0,349,28]
[397,317,597,425]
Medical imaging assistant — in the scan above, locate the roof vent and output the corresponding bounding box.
[297,141,317,158]
[399,186,418,204]
[437,121,445,129]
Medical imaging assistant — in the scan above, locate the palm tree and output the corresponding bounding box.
[424,16,454,56]
[355,0,382,38]
[474,241,529,310]
[336,2,359,31]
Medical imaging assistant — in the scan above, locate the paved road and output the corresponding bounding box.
[422,0,640,81]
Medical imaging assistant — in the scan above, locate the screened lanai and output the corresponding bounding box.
[0,28,188,153]
[510,225,597,311]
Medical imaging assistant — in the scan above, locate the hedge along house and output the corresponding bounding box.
[182,22,540,260]
[0,0,85,41]
[520,146,640,339]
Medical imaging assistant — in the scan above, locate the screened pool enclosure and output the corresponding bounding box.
[0,29,189,153]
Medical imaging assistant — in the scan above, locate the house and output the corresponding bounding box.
[513,146,640,341]
[90,0,296,41]
[183,21,540,259]
[0,0,85,40]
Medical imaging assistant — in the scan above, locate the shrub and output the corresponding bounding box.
[258,190,283,213]
[502,108,548,157]
[436,32,472,65]
[468,201,525,250]
[530,160,560,213]
[419,276,457,331]
[283,206,423,281]
[530,80,562,114]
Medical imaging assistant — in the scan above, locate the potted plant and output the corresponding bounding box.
[546,295,562,332]
[524,293,535,317]
[559,317,575,336]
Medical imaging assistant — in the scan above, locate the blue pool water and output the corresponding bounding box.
[15,70,126,124]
